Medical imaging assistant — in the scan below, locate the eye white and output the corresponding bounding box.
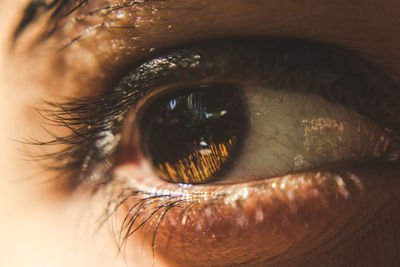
[225,85,394,181]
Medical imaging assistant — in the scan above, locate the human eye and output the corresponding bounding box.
[10,1,400,267]
[30,38,400,266]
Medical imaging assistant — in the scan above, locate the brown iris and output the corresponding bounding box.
[139,84,248,184]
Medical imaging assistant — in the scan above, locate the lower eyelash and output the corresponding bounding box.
[93,178,203,258]
[94,167,365,262]
[100,187,185,255]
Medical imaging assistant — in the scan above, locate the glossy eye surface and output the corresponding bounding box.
[138,82,396,185]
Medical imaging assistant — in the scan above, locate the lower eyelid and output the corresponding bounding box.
[110,158,399,266]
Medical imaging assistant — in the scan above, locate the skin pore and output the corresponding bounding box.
[0,0,400,266]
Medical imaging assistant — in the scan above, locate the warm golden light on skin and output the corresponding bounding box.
[112,158,400,266]
[12,0,400,98]
[1,0,400,267]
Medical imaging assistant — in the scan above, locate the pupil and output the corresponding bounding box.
[139,84,248,184]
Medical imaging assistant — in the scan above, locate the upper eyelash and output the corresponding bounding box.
[29,96,129,190]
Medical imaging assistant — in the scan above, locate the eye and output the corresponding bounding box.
[38,38,400,266]
[139,84,248,184]
[137,82,395,185]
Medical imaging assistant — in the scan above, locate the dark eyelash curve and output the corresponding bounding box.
[28,94,132,190]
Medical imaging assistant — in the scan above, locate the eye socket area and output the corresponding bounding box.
[90,38,400,266]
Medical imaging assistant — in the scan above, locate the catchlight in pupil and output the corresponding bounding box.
[139,84,248,184]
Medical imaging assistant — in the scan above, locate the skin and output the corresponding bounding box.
[0,0,399,266]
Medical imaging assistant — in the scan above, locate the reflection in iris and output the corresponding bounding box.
[139,84,248,184]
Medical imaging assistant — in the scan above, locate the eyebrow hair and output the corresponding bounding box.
[13,0,82,42]
[13,0,169,45]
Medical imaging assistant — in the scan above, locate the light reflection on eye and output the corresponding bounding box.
[137,82,397,185]
[139,84,247,184]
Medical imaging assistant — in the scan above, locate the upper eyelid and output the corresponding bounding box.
[12,2,400,103]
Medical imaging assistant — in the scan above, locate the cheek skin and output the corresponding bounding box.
[114,161,400,267]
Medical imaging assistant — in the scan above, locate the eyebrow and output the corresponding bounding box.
[13,0,81,42]
[12,0,168,44]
